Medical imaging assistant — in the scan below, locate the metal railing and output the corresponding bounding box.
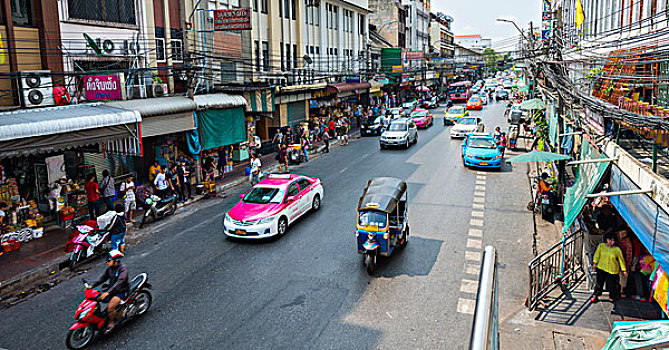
[469,246,499,350]
[527,230,584,311]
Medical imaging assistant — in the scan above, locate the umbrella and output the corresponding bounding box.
[520,98,546,110]
[506,151,571,163]
[415,86,430,92]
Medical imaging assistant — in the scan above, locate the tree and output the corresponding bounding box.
[482,48,500,72]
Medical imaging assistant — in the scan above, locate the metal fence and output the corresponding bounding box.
[527,230,584,311]
[469,246,499,350]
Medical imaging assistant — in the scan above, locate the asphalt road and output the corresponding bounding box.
[0,99,535,350]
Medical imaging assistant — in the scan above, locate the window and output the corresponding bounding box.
[297,179,312,192]
[171,40,183,61]
[333,6,338,29]
[280,43,285,70]
[286,183,300,199]
[293,44,297,68]
[253,0,258,11]
[359,14,365,35]
[262,41,269,71]
[68,0,137,25]
[261,0,267,13]
[12,0,35,27]
[255,40,260,71]
[284,0,290,18]
[291,0,296,20]
[315,46,319,54]
[314,4,320,25]
[155,38,166,61]
[286,44,291,70]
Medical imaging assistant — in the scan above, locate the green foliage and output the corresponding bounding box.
[483,48,501,72]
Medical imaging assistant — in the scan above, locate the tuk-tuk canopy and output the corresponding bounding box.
[357,177,408,214]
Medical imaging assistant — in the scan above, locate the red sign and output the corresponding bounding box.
[214,9,251,30]
[84,75,122,100]
[404,51,424,60]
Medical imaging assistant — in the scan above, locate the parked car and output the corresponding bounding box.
[409,109,434,128]
[444,106,469,125]
[380,118,418,149]
[461,133,503,169]
[224,174,324,239]
[450,117,485,138]
[360,116,385,136]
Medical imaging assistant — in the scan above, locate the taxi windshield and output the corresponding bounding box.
[358,211,388,229]
[242,187,285,204]
[411,112,426,117]
[449,107,464,114]
[469,138,497,149]
[458,118,477,125]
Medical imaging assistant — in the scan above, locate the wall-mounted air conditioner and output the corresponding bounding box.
[18,70,56,108]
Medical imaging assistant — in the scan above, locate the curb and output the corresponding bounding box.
[1,130,361,295]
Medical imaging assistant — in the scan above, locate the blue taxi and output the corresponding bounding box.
[461,133,503,169]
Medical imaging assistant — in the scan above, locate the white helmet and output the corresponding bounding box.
[108,250,124,262]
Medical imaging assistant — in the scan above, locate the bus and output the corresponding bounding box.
[448,81,472,102]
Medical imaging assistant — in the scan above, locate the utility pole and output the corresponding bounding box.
[529,21,535,99]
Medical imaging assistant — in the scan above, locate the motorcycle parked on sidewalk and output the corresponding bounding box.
[527,178,554,221]
[65,274,153,349]
[139,194,178,228]
[68,222,110,270]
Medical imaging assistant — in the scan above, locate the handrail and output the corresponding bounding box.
[469,245,499,350]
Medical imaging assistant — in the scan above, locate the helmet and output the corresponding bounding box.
[114,204,125,214]
[108,250,124,262]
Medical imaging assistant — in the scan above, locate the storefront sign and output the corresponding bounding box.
[404,51,424,60]
[312,90,331,98]
[346,75,361,83]
[83,33,140,57]
[392,65,403,72]
[214,9,252,30]
[84,75,122,100]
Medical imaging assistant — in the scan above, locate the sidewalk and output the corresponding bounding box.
[0,128,358,299]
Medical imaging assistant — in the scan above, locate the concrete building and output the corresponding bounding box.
[402,0,430,53]
[454,34,491,52]
[367,0,406,49]
[429,12,454,58]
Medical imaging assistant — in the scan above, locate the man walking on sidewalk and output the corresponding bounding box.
[249,153,262,185]
[100,170,116,213]
[322,128,330,153]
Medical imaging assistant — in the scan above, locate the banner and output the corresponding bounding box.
[84,74,122,100]
[214,8,251,30]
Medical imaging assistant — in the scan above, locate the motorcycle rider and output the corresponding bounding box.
[89,250,129,334]
[105,204,127,254]
[539,172,553,200]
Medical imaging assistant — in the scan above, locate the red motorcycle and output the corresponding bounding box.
[66,273,153,349]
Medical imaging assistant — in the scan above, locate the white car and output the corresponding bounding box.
[475,94,488,105]
[450,116,485,138]
[380,118,418,149]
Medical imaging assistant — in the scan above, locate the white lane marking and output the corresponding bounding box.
[475,185,486,191]
[360,153,369,159]
[476,175,486,180]
[460,279,479,294]
[473,197,485,203]
[339,166,349,174]
[467,238,482,249]
[457,298,476,315]
[476,180,486,185]
[472,203,485,210]
[465,250,482,262]
[471,211,484,218]
[474,191,486,197]
[468,228,483,237]
[477,171,486,175]
[470,218,484,226]
[465,262,481,275]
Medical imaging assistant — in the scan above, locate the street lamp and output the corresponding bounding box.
[496,18,528,41]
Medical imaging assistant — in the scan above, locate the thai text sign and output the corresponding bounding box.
[404,51,424,60]
[84,75,122,100]
[214,9,252,30]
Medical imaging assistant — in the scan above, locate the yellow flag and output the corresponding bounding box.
[575,0,585,28]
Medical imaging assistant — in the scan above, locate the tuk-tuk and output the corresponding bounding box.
[356,177,409,275]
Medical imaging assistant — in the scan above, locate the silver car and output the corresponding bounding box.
[380,118,418,149]
[450,117,485,138]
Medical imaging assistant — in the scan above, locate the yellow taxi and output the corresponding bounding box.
[444,106,469,125]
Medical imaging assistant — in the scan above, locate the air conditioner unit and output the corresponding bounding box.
[19,70,56,108]
[129,85,147,99]
[146,83,167,98]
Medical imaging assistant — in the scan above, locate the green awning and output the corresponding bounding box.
[197,107,246,150]
[244,89,275,113]
[563,141,610,232]
[602,321,669,350]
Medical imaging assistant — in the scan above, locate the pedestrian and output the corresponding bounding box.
[616,229,638,299]
[99,170,116,213]
[119,175,137,224]
[591,232,627,303]
[499,132,507,156]
[177,160,193,200]
[272,128,284,149]
[249,153,262,185]
[168,164,181,202]
[148,161,160,184]
[328,118,336,139]
[154,166,170,198]
[203,153,215,181]
[321,128,330,154]
[217,147,226,179]
[85,173,101,219]
[301,135,310,162]
[0,202,7,226]
[493,126,502,144]
[278,144,288,173]
[105,204,127,253]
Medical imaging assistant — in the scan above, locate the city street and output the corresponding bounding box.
[0,101,536,349]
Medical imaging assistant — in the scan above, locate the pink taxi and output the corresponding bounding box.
[223,174,324,239]
[409,109,434,128]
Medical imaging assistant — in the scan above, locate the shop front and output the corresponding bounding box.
[326,82,371,108]
[0,104,141,253]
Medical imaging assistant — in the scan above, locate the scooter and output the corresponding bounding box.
[362,232,379,275]
[65,274,152,350]
[69,223,110,270]
[286,144,305,165]
[139,194,178,228]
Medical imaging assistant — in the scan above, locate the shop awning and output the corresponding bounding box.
[193,93,247,110]
[563,141,611,232]
[244,89,275,113]
[369,80,385,93]
[197,107,246,150]
[326,82,372,94]
[0,104,142,158]
[609,165,669,273]
[107,97,197,138]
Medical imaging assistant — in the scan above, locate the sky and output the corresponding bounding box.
[431,0,542,52]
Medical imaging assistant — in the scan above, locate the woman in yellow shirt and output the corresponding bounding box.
[591,232,628,303]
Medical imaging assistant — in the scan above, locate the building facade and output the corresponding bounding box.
[367,0,405,48]
[454,34,491,52]
[429,12,454,58]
